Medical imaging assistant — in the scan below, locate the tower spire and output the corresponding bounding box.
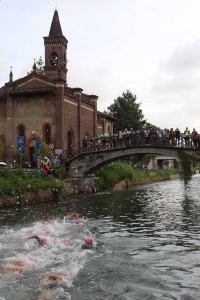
[44,10,68,83]
[49,9,63,36]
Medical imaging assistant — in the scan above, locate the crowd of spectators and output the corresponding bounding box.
[81,127,200,152]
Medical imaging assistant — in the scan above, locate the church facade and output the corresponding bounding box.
[0,10,114,163]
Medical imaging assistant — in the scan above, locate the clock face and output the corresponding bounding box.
[51,53,58,65]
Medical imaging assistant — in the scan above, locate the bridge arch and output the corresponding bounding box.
[69,146,199,177]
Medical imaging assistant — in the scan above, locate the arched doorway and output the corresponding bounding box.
[29,139,37,168]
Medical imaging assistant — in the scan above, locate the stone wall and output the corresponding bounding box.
[0,188,55,208]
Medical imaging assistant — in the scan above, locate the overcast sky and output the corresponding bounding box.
[1,0,200,132]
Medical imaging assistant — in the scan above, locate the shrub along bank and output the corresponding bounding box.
[0,163,180,206]
[0,168,64,198]
[95,162,180,191]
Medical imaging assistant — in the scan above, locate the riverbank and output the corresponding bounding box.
[0,168,65,207]
[112,173,180,191]
[0,165,180,208]
[95,162,180,191]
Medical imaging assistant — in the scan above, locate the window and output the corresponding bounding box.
[45,125,51,144]
[51,52,58,65]
[19,125,25,137]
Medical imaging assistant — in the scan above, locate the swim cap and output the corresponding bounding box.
[62,237,70,244]
[39,236,48,243]
[85,237,93,244]
[48,220,55,224]
[62,271,70,277]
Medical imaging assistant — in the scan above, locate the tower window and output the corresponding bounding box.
[51,52,58,65]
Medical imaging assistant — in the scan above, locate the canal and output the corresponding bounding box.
[0,175,200,299]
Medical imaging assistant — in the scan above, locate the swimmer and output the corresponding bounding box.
[47,219,55,224]
[81,237,94,250]
[40,273,63,287]
[61,237,70,244]
[67,212,83,223]
[27,234,48,246]
[38,272,70,300]
[4,259,26,273]
[2,257,34,278]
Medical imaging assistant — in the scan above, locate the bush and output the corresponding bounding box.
[96,162,134,190]
[50,167,66,179]
[0,167,64,197]
[95,162,180,191]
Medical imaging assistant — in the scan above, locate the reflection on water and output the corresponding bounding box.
[1,175,200,299]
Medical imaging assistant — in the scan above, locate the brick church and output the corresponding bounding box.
[0,9,114,164]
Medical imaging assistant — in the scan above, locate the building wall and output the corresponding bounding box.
[0,99,6,136]
[81,104,95,138]
[104,120,113,134]
[97,124,103,136]
[11,96,56,151]
[63,97,79,150]
[0,99,6,160]
[0,10,114,162]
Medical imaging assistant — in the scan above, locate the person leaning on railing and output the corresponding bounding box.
[192,128,198,149]
[183,127,190,147]
[108,132,113,149]
[94,134,101,150]
[100,132,107,149]
[175,128,181,146]
[82,134,88,152]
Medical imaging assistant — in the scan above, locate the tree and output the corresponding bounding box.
[35,142,51,157]
[36,56,45,75]
[107,90,146,132]
[28,56,45,75]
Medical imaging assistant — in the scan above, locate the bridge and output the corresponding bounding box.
[69,145,200,178]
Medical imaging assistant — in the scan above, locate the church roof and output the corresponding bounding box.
[49,9,63,36]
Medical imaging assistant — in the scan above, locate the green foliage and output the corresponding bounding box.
[50,167,66,179]
[36,56,45,75]
[35,142,51,157]
[28,56,45,75]
[16,152,29,166]
[0,168,64,197]
[96,162,134,190]
[177,151,193,186]
[95,162,180,191]
[142,154,153,167]
[107,90,146,132]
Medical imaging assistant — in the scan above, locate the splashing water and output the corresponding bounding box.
[0,217,95,300]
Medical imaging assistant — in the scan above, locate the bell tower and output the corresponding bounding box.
[44,10,68,83]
